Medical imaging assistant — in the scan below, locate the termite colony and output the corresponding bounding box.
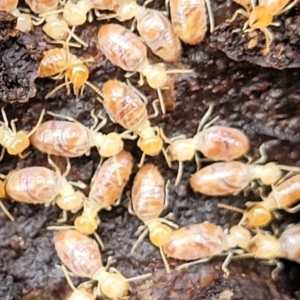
[0,0,299,298]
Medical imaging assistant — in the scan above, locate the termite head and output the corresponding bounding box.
[226,225,251,249]
[74,214,99,235]
[15,12,32,32]
[260,162,282,185]
[96,272,129,299]
[67,63,89,97]
[143,65,168,89]
[244,6,273,31]
[115,0,139,20]
[7,130,30,155]
[148,220,173,248]
[167,139,195,161]
[43,16,69,40]
[63,1,92,26]
[138,128,163,156]
[248,233,279,259]
[245,203,272,227]
[56,190,85,212]
[96,132,124,157]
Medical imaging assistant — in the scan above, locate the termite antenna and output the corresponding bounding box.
[85,81,104,100]
[217,203,245,215]
[160,246,170,274]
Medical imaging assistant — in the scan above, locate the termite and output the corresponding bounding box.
[97,23,191,114]
[161,221,251,275]
[190,145,300,196]
[39,0,110,26]
[218,173,300,228]
[48,151,133,249]
[54,229,151,299]
[129,164,178,273]
[168,0,215,44]
[0,156,85,222]
[39,47,93,98]
[0,107,45,160]
[41,15,88,48]
[227,0,298,54]
[30,111,135,158]
[36,0,102,47]
[86,80,168,166]
[161,104,250,185]
[97,0,182,62]
[243,223,300,278]
[0,0,33,32]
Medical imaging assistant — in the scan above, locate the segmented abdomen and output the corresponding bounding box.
[102,80,149,133]
[54,230,103,278]
[30,120,93,157]
[97,24,147,72]
[5,167,62,204]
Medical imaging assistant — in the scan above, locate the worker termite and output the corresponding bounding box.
[129,164,178,273]
[227,0,298,54]
[39,47,92,98]
[0,157,85,222]
[0,107,45,160]
[161,221,251,276]
[97,1,182,62]
[48,151,133,249]
[40,15,88,48]
[168,0,215,44]
[39,0,107,27]
[218,173,300,228]
[86,79,168,166]
[54,229,151,299]
[161,104,250,185]
[72,150,133,237]
[97,23,191,114]
[190,145,300,196]
[30,111,135,158]
[243,223,300,278]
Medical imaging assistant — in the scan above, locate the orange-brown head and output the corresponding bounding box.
[244,6,273,30]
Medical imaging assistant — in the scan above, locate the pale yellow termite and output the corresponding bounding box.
[190,144,300,196]
[30,111,135,158]
[0,107,45,160]
[245,223,300,278]
[73,151,133,237]
[218,174,300,228]
[130,164,178,273]
[86,79,169,166]
[47,151,133,250]
[0,157,85,222]
[54,229,151,299]
[162,105,250,185]
[228,0,298,54]
[39,48,92,98]
[161,221,251,275]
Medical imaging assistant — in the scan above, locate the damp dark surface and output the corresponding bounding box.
[1,1,300,299]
